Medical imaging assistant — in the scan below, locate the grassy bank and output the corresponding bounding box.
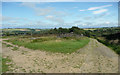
[4,36,90,53]
[97,38,120,55]
[0,54,1,74]
[2,56,12,73]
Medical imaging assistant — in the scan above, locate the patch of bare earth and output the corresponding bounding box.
[2,38,118,73]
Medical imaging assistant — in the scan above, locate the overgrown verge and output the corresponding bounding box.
[0,54,2,74]
[2,56,13,73]
[96,38,120,55]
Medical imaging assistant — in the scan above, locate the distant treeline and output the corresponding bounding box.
[2,27,120,37]
[2,27,91,37]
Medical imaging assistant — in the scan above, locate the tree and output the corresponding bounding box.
[30,29,35,37]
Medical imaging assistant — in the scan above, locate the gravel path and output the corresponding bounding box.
[2,38,118,73]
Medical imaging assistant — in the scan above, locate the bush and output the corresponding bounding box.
[12,47,19,51]
[32,38,47,42]
[32,37,56,43]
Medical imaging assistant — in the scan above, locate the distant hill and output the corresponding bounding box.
[2,28,41,32]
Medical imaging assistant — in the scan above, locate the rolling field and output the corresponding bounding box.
[83,28,97,31]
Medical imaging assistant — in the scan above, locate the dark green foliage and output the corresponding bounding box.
[69,26,85,34]
[6,44,13,47]
[2,26,86,36]
[89,27,120,55]
[105,32,120,41]
[97,38,120,55]
[32,37,56,43]
[12,47,19,51]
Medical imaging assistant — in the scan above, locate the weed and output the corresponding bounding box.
[2,56,13,73]
[12,47,18,51]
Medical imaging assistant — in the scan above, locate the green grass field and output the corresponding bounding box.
[5,36,90,53]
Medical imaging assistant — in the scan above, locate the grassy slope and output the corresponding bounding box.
[97,37,120,55]
[5,37,90,53]
[2,56,12,73]
[2,44,13,73]
[0,54,1,74]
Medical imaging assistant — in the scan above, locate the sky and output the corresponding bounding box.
[1,2,119,29]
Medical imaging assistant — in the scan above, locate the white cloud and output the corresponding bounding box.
[74,20,82,23]
[73,7,78,8]
[78,4,112,14]
[45,15,64,23]
[52,11,68,17]
[20,2,69,25]
[106,21,110,24]
[2,16,28,22]
[46,15,54,18]
[20,2,68,17]
[88,5,112,10]
[93,9,108,14]
[20,2,55,16]
[82,24,87,26]
[74,24,78,26]
[94,12,110,18]
[35,7,55,16]
[35,21,51,26]
[96,22,118,27]
[84,17,92,20]
[8,20,20,23]
[2,16,29,27]
[2,16,21,21]
[20,2,37,8]
[79,10,85,11]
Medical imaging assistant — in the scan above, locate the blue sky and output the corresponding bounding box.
[2,2,118,28]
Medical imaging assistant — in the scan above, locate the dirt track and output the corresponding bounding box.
[2,38,118,73]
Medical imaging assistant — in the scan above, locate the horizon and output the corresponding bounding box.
[2,2,118,29]
[1,26,119,29]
